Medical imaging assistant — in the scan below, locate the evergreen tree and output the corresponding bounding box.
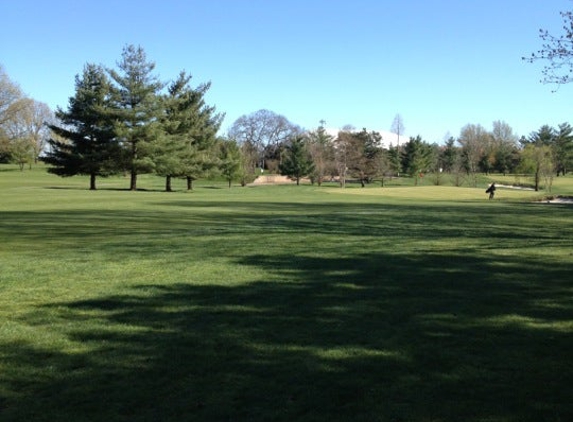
[373,147,391,187]
[154,72,194,192]
[179,79,223,191]
[44,64,120,190]
[306,123,334,186]
[219,138,242,188]
[387,144,402,176]
[440,137,458,173]
[525,125,555,146]
[108,45,164,191]
[279,136,314,185]
[155,71,223,191]
[524,123,573,177]
[553,122,573,175]
[349,129,383,187]
[402,135,433,185]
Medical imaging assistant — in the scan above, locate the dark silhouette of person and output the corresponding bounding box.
[485,182,496,200]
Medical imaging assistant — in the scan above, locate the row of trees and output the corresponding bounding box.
[230,117,572,191]
[4,1,573,193]
[4,45,571,191]
[43,45,224,191]
[0,65,54,169]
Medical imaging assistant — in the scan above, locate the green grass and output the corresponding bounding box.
[1,164,572,422]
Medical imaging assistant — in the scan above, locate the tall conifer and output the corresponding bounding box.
[108,45,164,191]
[45,64,120,190]
[161,71,223,191]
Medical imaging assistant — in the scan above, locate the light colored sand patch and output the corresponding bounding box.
[540,196,573,204]
[323,186,537,201]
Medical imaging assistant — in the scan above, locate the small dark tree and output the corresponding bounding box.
[440,137,458,173]
[349,129,383,187]
[387,144,402,177]
[219,138,242,188]
[373,147,392,187]
[402,135,433,186]
[307,123,334,186]
[553,122,573,175]
[279,136,314,185]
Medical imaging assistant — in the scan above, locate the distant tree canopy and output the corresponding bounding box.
[44,45,223,190]
[0,65,54,168]
[279,136,314,185]
[306,123,335,186]
[227,109,301,173]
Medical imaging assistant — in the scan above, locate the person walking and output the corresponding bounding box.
[486,182,496,200]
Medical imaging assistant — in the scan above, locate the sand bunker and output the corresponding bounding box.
[540,196,573,205]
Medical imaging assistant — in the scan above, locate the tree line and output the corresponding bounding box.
[45,45,225,191]
[1,38,572,191]
[229,114,572,191]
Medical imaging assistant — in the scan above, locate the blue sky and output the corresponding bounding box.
[1,0,572,143]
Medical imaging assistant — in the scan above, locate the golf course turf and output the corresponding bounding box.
[1,166,572,421]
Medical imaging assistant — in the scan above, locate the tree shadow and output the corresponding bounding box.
[1,248,572,421]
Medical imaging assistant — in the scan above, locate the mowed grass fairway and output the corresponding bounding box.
[1,166,572,422]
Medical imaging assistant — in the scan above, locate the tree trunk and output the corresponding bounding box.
[228,179,232,188]
[130,142,137,191]
[90,173,97,190]
[187,176,193,191]
[165,175,172,192]
[130,170,137,191]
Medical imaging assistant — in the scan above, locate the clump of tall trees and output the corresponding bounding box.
[0,65,54,169]
[4,38,573,191]
[44,45,224,191]
[264,120,572,190]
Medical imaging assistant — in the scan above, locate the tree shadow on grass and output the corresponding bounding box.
[1,200,568,256]
[1,249,572,422]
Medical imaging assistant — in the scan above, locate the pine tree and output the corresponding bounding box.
[44,64,120,190]
[402,135,434,185]
[279,136,314,185]
[156,71,224,191]
[306,124,334,186]
[554,122,573,176]
[351,129,383,187]
[219,138,242,188]
[108,45,164,191]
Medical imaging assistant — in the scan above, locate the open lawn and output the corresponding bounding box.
[1,165,572,422]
